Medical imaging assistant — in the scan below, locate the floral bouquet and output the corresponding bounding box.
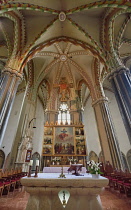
[52,157,60,163]
[73,159,77,164]
[56,157,61,162]
[68,158,77,164]
[68,158,73,163]
[87,160,102,174]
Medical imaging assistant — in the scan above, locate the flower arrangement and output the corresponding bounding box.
[87,160,102,174]
[68,158,77,164]
[73,159,77,164]
[52,157,61,163]
[68,158,73,162]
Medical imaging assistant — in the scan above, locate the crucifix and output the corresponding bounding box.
[53,77,73,102]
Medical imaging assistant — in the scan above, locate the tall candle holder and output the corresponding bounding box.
[28,160,33,177]
[34,165,39,177]
[58,166,66,178]
[28,165,32,177]
[34,160,39,177]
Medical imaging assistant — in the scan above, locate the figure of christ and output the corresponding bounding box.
[59,128,68,140]
[53,78,73,102]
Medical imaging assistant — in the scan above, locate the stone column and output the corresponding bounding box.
[109,67,131,144]
[0,68,22,144]
[8,99,35,168]
[92,97,123,169]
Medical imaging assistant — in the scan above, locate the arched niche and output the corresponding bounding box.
[127,149,131,171]
[0,150,5,169]
[32,152,40,171]
[89,151,98,162]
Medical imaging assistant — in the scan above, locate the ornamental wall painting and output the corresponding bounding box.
[54,127,75,155]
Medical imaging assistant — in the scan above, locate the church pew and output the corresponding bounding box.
[0,168,27,195]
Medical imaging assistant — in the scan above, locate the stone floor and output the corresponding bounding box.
[0,187,130,210]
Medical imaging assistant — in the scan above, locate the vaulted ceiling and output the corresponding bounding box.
[0,0,131,110]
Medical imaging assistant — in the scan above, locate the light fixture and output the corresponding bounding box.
[58,190,70,208]
[28,118,36,128]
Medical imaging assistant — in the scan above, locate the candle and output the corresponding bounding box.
[29,160,33,166]
[36,160,39,166]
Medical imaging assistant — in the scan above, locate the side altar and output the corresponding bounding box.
[21,173,108,210]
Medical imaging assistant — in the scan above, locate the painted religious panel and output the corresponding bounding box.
[54,127,75,155]
[44,127,53,135]
[43,145,53,155]
[43,136,53,145]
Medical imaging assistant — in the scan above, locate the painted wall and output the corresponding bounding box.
[1,92,25,158]
[83,97,101,157]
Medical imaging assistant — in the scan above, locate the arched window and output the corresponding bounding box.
[58,103,70,125]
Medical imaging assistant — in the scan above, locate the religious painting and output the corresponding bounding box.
[54,127,75,155]
[44,127,53,135]
[43,145,53,155]
[75,127,84,135]
[43,136,53,145]
[25,150,32,162]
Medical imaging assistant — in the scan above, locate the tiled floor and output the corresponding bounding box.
[101,188,131,210]
[0,187,130,210]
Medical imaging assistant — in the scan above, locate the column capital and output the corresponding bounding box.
[2,67,23,80]
[92,97,108,107]
[108,66,130,80]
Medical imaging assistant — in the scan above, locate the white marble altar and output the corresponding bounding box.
[21,173,108,210]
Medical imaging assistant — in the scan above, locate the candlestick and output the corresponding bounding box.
[58,166,66,178]
[34,165,38,177]
[28,165,32,177]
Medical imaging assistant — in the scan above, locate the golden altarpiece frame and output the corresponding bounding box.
[42,125,87,167]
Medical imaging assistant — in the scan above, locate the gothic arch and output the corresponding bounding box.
[89,151,98,162]
[32,152,40,171]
